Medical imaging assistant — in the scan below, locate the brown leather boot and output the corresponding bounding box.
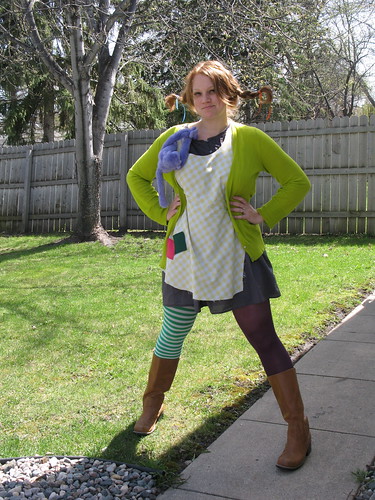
[268,367,312,470]
[133,354,179,435]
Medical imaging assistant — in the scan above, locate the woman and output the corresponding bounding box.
[126,60,311,470]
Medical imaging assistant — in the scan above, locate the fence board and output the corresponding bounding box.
[288,120,306,234]
[329,118,344,233]
[367,115,375,235]
[119,133,129,230]
[356,116,369,233]
[0,116,374,235]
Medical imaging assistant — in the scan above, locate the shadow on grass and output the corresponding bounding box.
[91,381,270,489]
[0,235,76,263]
[117,231,372,248]
[0,231,166,264]
[0,233,370,265]
[263,233,374,247]
[92,421,166,473]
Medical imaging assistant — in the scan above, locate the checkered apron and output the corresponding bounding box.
[164,127,245,300]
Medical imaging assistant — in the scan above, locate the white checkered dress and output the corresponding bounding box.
[164,126,245,300]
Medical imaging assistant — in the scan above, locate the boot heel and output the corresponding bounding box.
[133,405,164,435]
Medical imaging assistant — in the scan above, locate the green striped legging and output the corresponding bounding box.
[153,302,293,376]
[154,306,197,359]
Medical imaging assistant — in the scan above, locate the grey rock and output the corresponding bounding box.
[0,457,159,500]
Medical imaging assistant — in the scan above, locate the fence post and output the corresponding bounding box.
[22,146,33,233]
[367,115,375,235]
[119,132,129,231]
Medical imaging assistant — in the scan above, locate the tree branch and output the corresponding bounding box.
[84,0,138,68]
[312,68,335,118]
[360,79,375,107]
[92,0,138,155]
[22,0,73,93]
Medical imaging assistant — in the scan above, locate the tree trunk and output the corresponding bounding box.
[67,3,112,246]
[43,87,55,143]
[72,76,112,245]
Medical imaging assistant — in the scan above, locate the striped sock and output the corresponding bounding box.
[154,306,197,359]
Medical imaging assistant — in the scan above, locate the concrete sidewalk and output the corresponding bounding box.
[158,293,375,500]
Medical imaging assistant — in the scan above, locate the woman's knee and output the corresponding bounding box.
[233,300,276,336]
[154,306,197,359]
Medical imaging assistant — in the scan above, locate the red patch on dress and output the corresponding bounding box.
[166,238,175,260]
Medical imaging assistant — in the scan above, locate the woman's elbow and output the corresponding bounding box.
[303,176,312,194]
[126,169,137,190]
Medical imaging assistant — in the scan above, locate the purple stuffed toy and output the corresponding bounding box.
[156,126,198,208]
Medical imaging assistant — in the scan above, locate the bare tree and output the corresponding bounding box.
[1,0,139,243]
[325,0,375,116]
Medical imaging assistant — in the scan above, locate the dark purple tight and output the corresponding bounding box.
[232,300,293,376]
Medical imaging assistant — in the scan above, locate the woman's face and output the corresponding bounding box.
[191,74,227,120]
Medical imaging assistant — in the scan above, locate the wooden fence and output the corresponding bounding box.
[0,115,374,235]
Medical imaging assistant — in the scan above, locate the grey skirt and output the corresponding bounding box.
[162,251,281,314]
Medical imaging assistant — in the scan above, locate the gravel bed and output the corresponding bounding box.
[0,456,160,500]
[2,454,373,499]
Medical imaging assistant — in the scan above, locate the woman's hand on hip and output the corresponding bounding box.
[230,196,264,225]
[167,195,181,221]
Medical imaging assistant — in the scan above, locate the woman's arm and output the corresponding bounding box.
[126,128,177,226]
[254,129,311,228]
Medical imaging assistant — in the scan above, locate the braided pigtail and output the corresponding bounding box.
[165,93,181,111]
[239,85,273,120]
[165,93,187,122]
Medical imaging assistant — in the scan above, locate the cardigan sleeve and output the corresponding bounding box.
[254,128,311,228]
[126,127,177,226]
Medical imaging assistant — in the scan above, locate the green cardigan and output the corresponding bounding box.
[126,122,311,268]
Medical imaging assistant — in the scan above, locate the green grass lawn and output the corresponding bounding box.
[0,232,374,480]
